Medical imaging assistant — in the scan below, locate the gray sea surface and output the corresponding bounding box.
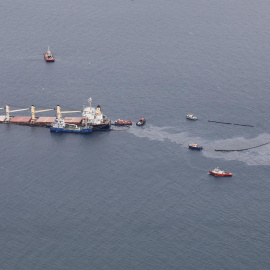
[1,0,270,269]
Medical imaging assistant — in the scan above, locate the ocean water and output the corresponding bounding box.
[1,0,270,269]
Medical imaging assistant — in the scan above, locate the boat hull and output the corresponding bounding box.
[114,120,132,126]
[136,120,146,126]
[92,123,111,131]
[186,114,198,120]
[44,53,55,62]
[209,171,232,177]
[189,146,203,150]
[50,127,93,133]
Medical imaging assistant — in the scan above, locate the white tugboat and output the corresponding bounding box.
[50,117,93,133]
[81,98,111,131]
[186,114,198,120]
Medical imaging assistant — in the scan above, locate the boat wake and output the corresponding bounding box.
[128,125,270,166]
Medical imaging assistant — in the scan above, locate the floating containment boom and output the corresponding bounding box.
[208,120,254,127]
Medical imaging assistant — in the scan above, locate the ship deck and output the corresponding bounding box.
[0,116,83,127]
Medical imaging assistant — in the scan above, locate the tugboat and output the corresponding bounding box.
[188,143,203,150]
[81,98,111,131]
[186,114,198,120]
[44,46,55,62]
[114,119,132,126]
[50,117,93,133]
[209,167,232,177]
[136,118,146,126]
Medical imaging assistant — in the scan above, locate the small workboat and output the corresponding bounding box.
[209,167,232,177]
[136,118,146,126]
[50,118,93,133]
[114,119,132,126]
[188,143,203,150]
[44,46,55,62]
[186,114,198,120]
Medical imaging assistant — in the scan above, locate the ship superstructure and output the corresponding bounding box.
[81,98,111,131]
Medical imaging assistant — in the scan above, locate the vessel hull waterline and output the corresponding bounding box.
[50,127,93,133]
[209,171,232,176]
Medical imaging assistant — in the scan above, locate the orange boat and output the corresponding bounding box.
[44,46,55,62]
[114,119,132,126]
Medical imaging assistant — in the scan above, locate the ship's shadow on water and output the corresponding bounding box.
[49,130,111,140]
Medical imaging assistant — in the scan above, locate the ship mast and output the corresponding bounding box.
[88,98,92,107]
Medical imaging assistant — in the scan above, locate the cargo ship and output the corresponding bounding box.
[0,98,111,131]
[81,98,111,131]
[50,117,93,133]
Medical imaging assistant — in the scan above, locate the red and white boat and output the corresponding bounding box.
[209,167,232,177]
[114,119,132,126]
[44,46,55,62]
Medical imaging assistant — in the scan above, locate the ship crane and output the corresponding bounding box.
[56,105,81,119]
[0,107,5,122]
[31,105,54,120]
[5,105,30,121]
